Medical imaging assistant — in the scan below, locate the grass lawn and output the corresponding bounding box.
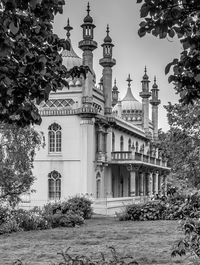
[0,216,187,265]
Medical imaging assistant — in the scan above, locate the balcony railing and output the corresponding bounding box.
[111,151,132,160]
[111,151,168,168]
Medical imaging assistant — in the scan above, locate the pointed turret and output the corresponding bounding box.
[112,79,119,106]
[139,67,151,133]
[99,25,116,115]
[150,76,161,140]
[62,19,82,70]
[79,3,97,106]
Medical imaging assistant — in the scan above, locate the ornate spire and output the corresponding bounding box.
[64,18,73,39]
[127,74,132,88]
[87,2,90,15]
[122,74,137,101]
[143,66,149,80]
[114,78,116,86]
[152,76,158,88]
[104,24,112,43]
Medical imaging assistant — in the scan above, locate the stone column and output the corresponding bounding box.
[148,173,153,196]
[139,172,144,196]
[130,171,136,197]
[154,172,159,195]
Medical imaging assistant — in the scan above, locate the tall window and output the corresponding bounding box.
[48,170,61,200]
[112,132,115,152]
[120,136,124,151]
[128,138,131,151]
[48,123,62,153]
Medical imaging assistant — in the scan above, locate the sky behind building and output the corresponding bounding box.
[53,0,181,131]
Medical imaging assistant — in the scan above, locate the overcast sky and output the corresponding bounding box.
[53,0,181,131]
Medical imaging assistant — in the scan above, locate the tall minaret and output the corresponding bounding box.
[99,25,116,115]
[79,3,97,105]
[150,77,161,140]
[112,79,119,107]
[139,67,151,133]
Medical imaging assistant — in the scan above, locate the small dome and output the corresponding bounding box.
[113,74,142,116]
[104,25,112,43]
[83,3,93,23]
[84,15,93,23]
[104,35,112,43]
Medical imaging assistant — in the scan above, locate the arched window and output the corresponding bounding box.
[128,138,131,151]
[112,132,115,152]
[120,135,124,151]
[96,173,101,199]
[136,141,138,152]
[48,170,61,200]
[48,123,62,153]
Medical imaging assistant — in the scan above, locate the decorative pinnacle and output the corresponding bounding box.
[64,18,73,39]
[87,2,90,15]
[154,76,156,83]
[126,74,132,87]
[114,78,116,86]
[144,65,147,74]
[106,24,110,35]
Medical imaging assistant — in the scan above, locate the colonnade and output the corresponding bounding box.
[128,165,167,197]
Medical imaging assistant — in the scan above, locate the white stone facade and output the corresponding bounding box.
[22,6,170,213]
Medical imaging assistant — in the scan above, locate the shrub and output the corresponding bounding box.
[172,218,200,264]
[12,209,50,231]
[49,211,84,228]
[119,201,166,221]
[120,192,200,222]
[0,218,21,234]
[67,196,93,219]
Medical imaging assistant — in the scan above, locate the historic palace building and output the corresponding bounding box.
[26,4,170,214]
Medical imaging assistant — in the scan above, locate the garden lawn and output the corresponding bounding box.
[0,216,186,265]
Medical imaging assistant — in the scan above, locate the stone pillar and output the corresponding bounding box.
[155,172,159,195]
[148,173,153,196]
[139,172,144,196]
[130,171,136,197]
[158,174,161,195]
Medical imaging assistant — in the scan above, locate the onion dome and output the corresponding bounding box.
[121,74,142,111]
[143,66,149,80]
[152,76,158,88]
[61,19,82,69]
[83,2,93,23]
[113,75,142,121]
[112,78,118,91]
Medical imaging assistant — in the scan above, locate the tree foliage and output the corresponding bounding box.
[0,124,43,205]
[137,0,200,104]
[0,0,88,126]
[156,101,200,189]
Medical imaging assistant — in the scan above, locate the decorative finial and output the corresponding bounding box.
[114,78,116,86]
[87,2,90,15]
[106,24,110,35]
[126,74,132,87]
[64,18,73,39]
[154,76,156,83]
[145,66,147,74]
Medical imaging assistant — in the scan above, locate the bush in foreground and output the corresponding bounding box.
[0,196,93,234]
[119,192,200,222]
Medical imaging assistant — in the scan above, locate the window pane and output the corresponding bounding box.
[56,131,61,152]
[48,179,55,200]
[49,131,55,152]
